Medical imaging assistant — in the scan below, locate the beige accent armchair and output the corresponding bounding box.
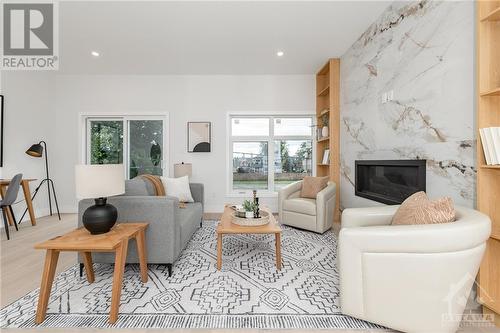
[338,205,491,333]
[278,180,336,233]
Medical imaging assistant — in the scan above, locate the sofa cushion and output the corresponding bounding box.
[161,176,194,203]
[391,191,456,225]
[178,202,203,247]
[124,178,151,196]
[283,197,317,216]
[301,176,329,199]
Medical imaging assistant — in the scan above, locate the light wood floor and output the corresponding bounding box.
[0,214,496,333]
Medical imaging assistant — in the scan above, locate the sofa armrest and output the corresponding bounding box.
[317,182,336,203]
[189,183,204,207]
[339,211,491,254]
[278,181,303,218]
[78,195,181,263]
[316,183,336,232]
[341,205,399,228]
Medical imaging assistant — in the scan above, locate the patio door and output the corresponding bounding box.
[85,115,168,179]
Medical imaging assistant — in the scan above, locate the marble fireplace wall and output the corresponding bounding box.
[340,0,475,209]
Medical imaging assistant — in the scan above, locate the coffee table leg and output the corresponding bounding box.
[110,240,128,324]
[36,249,60,324]
[81,252,95,283]
[136,230,148,283]
[217,233,223,270]
[275,233,282,271]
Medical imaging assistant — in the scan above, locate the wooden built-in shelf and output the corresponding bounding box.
[477,0,500,325]
[480,87,500,97]
[481,165,500,169]
[317,86,330,97]
[481,6,500,21]
[316,59,339,222]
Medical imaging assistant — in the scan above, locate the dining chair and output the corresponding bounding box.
[1,173,22,240]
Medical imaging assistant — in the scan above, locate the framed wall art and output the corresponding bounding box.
[188,122,211,153]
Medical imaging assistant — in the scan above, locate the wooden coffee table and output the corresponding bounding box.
[217,205,282,270]
[34,223,148,324]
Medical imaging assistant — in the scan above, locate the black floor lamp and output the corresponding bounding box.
[22,141,61,221]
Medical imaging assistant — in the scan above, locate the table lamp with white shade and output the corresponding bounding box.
[75,164,125,234]
[174,162,192,178]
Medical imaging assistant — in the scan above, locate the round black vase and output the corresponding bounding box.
[82,198,118,235]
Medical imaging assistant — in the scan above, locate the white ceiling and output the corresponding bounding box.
[59,1,391,75]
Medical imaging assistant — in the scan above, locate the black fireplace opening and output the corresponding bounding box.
[355,160,426,205]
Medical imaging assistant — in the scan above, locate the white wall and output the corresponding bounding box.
[0,72,55,221]
[51,75,315,213]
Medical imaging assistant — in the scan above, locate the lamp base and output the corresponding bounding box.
[82,198,117,235]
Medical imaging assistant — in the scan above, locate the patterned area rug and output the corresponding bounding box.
[1,221,382,329]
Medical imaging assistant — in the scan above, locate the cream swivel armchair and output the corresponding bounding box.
[278,180,336,233]
[338,205,491,333]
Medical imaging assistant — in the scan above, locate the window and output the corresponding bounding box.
[229,115,313,194]
[84,115,168,179]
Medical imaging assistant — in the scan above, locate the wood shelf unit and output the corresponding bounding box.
[481,165,500,169]
[477,0,500,326]
[315,59,340,223]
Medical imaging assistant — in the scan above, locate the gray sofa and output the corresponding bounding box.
[78,177,204,276]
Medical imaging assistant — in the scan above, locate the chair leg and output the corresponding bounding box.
[8,206,18,231]
[79,263,84,277]
[2,207,10,240]
[165,263,172,277]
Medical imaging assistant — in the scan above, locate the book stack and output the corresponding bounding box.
[479,127,500,165]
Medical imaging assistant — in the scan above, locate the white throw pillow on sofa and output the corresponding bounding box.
[160,176,194,203]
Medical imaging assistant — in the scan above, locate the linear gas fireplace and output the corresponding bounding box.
[355,160,426,205]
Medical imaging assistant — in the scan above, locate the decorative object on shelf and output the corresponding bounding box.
[322,149,330,165]
[321,112,329,138]
[316,126,323,140]
[174,162,193,178]
[24,141,61,221]
[0,95,3,167]
[242,199,255,219]
[479,127,500,165]
[188,122,211,152]
[75,164,125,234]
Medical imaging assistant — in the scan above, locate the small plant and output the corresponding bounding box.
[242,200,255,212]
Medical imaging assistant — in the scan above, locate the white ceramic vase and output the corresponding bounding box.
[322,126,329,137]
[245,211,254,219]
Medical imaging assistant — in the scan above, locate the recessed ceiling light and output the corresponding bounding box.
[276,51,284,57]
[91,51,100,57]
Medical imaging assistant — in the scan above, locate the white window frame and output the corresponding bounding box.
[79,112,170,179]
[227,112,315,197]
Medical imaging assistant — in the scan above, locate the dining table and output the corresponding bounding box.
[0,178,37,226]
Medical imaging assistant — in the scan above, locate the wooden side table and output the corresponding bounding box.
[217,205,282,270]
[34,223,148,324]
